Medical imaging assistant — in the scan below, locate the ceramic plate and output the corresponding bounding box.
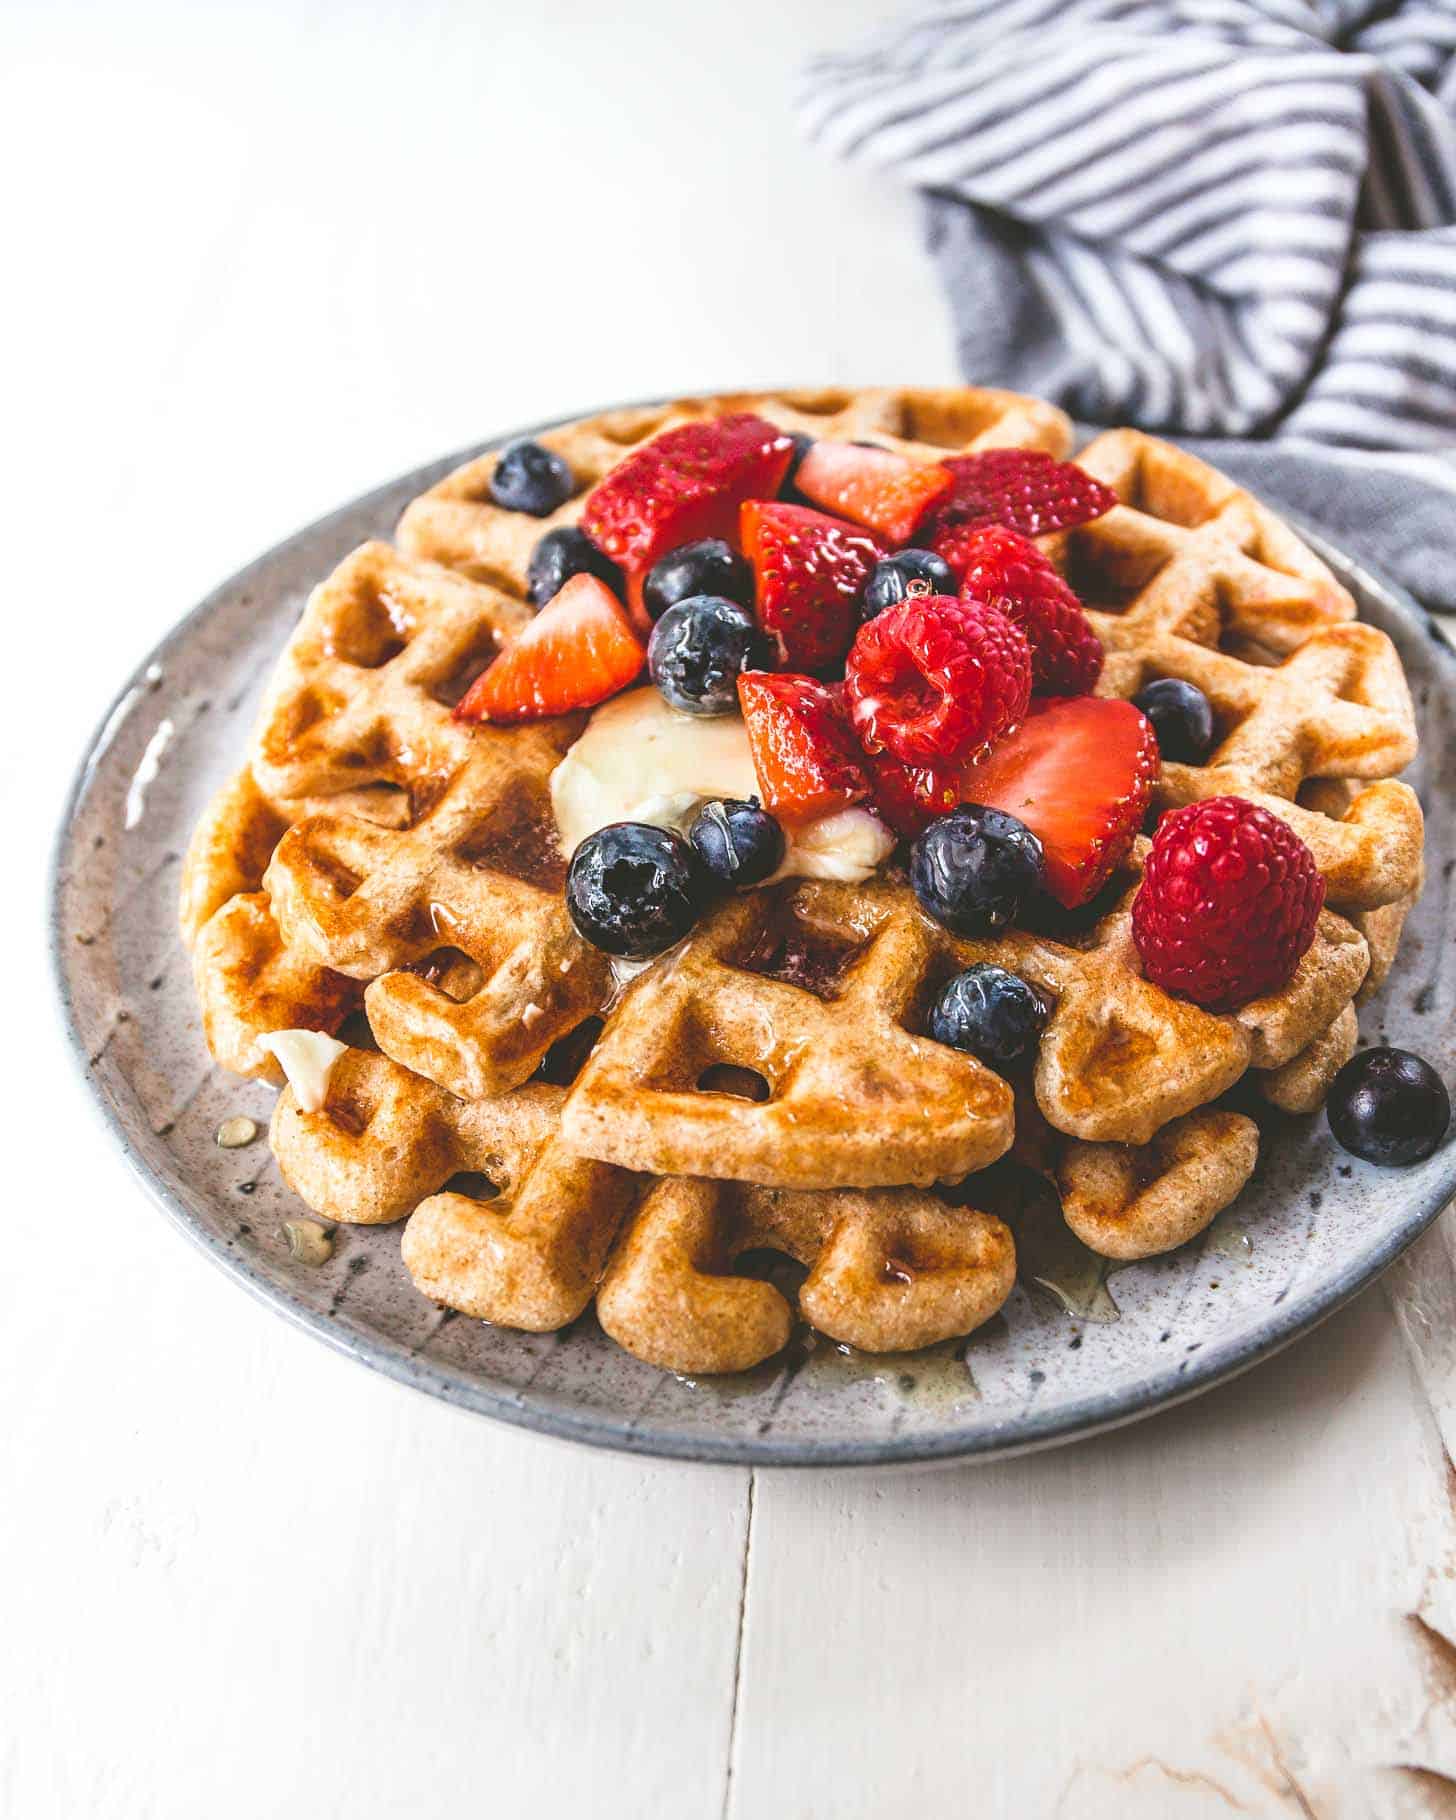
[50,412,1456,1466]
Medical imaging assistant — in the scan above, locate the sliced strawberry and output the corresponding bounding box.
[793,441,952,544]
[737,672,873,822]
[454,574,643,723]
[924,449,1116,542]
[579,414,795,615]
[957,697,1158,907]
[740,501,888,670]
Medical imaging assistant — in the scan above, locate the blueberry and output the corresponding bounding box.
[1133,678,1216,765]
[642,539,753,622]
[930,964,1049,1068]
[566,822,712,958]
[489,439,573,516]
[526,526,623,609]
[780,432,815,502]
[910,805,1045,935]
[647,595,771,716]
[688,798,785,888]
[862,548,957,621]
[1327,1046,1450,1166]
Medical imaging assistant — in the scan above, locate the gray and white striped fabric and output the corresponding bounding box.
[798,0,1456,610]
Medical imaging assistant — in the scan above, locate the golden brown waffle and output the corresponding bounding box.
[560,866,1368,1187]
[181,768,359,1080]
[252,542,611,1098]
[271,1046,1017,1371]
[397,386,1071,591]
[182,394,1429,1352]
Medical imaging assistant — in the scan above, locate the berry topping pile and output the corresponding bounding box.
[468,413,1368,1045]
[1131,796,1325,1011]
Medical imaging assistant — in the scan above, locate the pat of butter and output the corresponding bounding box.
[259,1029,348,1112]
[550,688,894,886]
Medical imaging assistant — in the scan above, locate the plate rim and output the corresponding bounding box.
[48,402,1456,1469]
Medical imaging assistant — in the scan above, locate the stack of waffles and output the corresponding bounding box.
[179,388,1423,1375]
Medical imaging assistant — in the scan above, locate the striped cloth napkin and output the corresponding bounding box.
[798,0,1456,611]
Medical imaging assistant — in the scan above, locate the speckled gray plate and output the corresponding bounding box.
[50,411,1456,1467]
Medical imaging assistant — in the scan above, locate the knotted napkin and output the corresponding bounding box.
[799,0,1456,610]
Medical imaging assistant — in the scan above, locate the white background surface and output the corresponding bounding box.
[8,3,1456,1815]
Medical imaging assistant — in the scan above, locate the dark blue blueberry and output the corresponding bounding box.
[642,539,753,622]
[1327,1047,1450,1166]
[1133,678,1216,765]
[488,439,573,516]
[910,805,1045,936]
[565,823,712,959]
[688,798,785,889]
[862,548,958,621]
[930,965,1049,1069]
[647,595,771,716]
[526,526,623,609]
[780,432,815,502]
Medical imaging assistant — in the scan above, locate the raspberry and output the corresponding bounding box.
[925,449,1116,541]
[1131,797,1325,1012]
[940,522,1103,698]
[844,593,1031,768]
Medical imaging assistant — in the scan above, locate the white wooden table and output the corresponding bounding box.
[9,3,1456,1813]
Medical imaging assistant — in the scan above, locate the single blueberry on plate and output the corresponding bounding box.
[642,539,753,622]
[489,439,573,516]
[688,798,785,889]
[1327,1046,1450,1166]
[862,549,957,621]
[910,804,1045,936]
[1132,678,1216,764]
[566,822,712,958]
[526,526,623,609]
[647,594,771,716]
[930,964,1049,1068]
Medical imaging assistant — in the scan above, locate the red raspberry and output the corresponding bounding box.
[940,522,1103,698]
[925,449,1116,541]
[844,593,1031,768]
[1132,797,1326,1012]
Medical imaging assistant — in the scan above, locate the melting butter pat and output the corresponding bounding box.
[258,1029,348,1112]
[551,688,894,886]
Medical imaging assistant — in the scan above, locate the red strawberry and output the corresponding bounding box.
[794,441,952,543]
[1132,797,1325,1012]
[924,449,1116,542]
[454,574,643,722]
[958,697,1158,907]
[738,672,873,822]
[740,501,888,670]
[579,414,794,617]
[844,594,1031,768]
[950,522,1103,698]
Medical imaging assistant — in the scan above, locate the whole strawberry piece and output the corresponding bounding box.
[844,594,1031,768]
[741,501,888,670]
[959,696,1158,907]
[950,522,1103,698]
[738,672,873,822]
[580,414,795,615]
[1132,797,1325,1012]
[925,449,1116,541]
[454,573,643,722]
[793,441,953,543]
